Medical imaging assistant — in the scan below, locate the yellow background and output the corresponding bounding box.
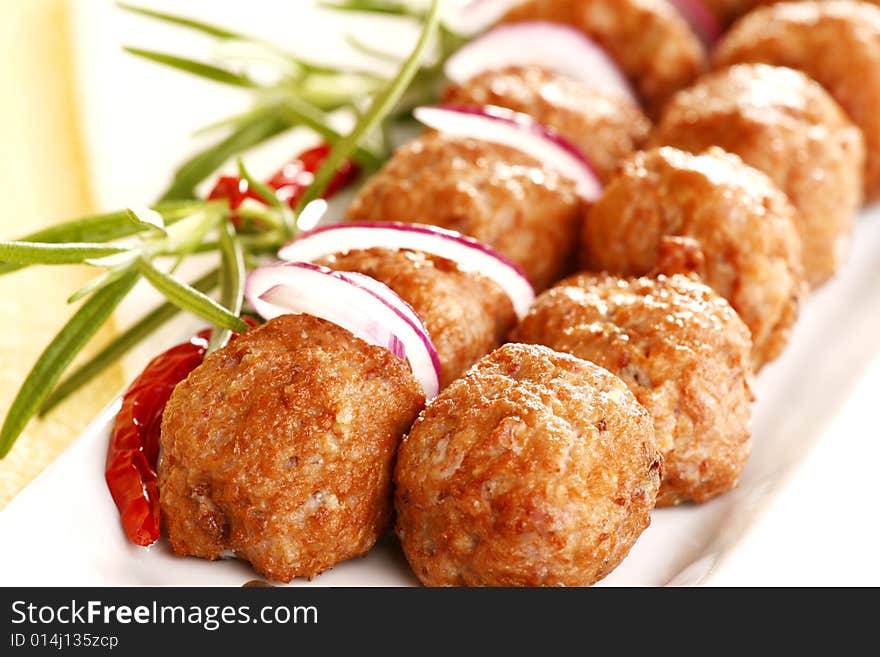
[0,0,125,507]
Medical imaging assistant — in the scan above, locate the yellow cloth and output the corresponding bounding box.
[0,0,125,508]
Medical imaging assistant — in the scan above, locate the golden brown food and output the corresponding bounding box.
[444,66,651,181]
[582,147,805,370]
[502,0,706,111]
[512,274,754,506]
[395,343,661,587]
[348,132,581,291]
[650,64,864,288]
[314,247,516,388]
[701,0,880,27]
[713,1,880,199]
[158,314,425,582]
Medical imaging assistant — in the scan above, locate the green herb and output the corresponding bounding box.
[0,0,451,458]
[40,269,220,415]
[208,222,246,352]
[0,242,130,266]
[0,271,140,457]
[295,0,441,212]
[137,257,248,332]
[124,47,258,88]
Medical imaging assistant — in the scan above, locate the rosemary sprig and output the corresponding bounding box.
[295,0,441,212]
[39,269,220,416]
[0,242,130,266]
[208,223,246,353]
[0,0,447,458]
[0,271,140,457]
[137,257,248,333]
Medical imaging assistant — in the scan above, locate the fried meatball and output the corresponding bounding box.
[650,64,864,288]
[713,1,880,199]
[314,248,516,388]
[501,0,705,111]
[701,0,880,27]
[395,343,661,587]
[347,132,581,291]
[159,314,425,582]
[512,274,754,506]
[582,147,805,370]
[444,66,651,181]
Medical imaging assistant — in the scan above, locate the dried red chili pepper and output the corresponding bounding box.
[106,320,257,546]
[105,330,211,546]
[267,143,359,207]
[207,143,358,225]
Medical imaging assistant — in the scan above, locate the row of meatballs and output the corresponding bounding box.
[156,0,875,586]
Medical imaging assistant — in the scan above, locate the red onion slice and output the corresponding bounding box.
[666,0,721,46]
[444,21,637,105]
[246,262,441,399]
[414,104,602,201]
[278,222,535,319]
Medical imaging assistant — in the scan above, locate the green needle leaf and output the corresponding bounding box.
[117,2,246,39]
[0,201,209,276]
[0,242,129,266]
[124,47,257,87]
[126,206,166,233]
[0,270,139,458]
[137,257,248,332]
[160,109,289,201]
[295,0,441,214]
[39,269,220,416]
[67,264,137,304]
[209,224,246,353]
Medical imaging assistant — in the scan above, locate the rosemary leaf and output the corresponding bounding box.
[0,271,139,458]
[209,223,246,353]
[295,0,441,214]
[124,47,257,88]
[137,257,248,332]
[117,2,246,39]
[67,264,137,304]
[39,269,220,415]
[0,242,129,266]
[0,201,210,276]
[160,109,289,201]
[125,207,166,233]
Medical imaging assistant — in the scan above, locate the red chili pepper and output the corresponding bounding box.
[267,143,359,207]
[207,143,358,226]
[106,320,258,546]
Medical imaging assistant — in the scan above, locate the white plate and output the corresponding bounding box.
[2,0,880,586]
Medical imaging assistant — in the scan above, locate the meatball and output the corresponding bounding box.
[511,274,754,506]
[701,0,880,27]
[444,66,651,181]
[348,132,581,291]
[314,248,516,388]
[713,1,880,200]
[396,343,661,587]
[159,314,425,582]
[501,0,705,111]
[582,147,805,370]
[650,64,864,288]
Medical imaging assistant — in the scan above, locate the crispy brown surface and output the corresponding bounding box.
[650,64,864,288]
[395,343,661,587]
[158,314,424,582]
[315,248,516,388]
[444,66,651,182]
[713,2,880,199]
[512,274,754,506]
[502,0,705,112]
[582,147,805,370]
[347,133,581,291]
[701,0,880,26]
